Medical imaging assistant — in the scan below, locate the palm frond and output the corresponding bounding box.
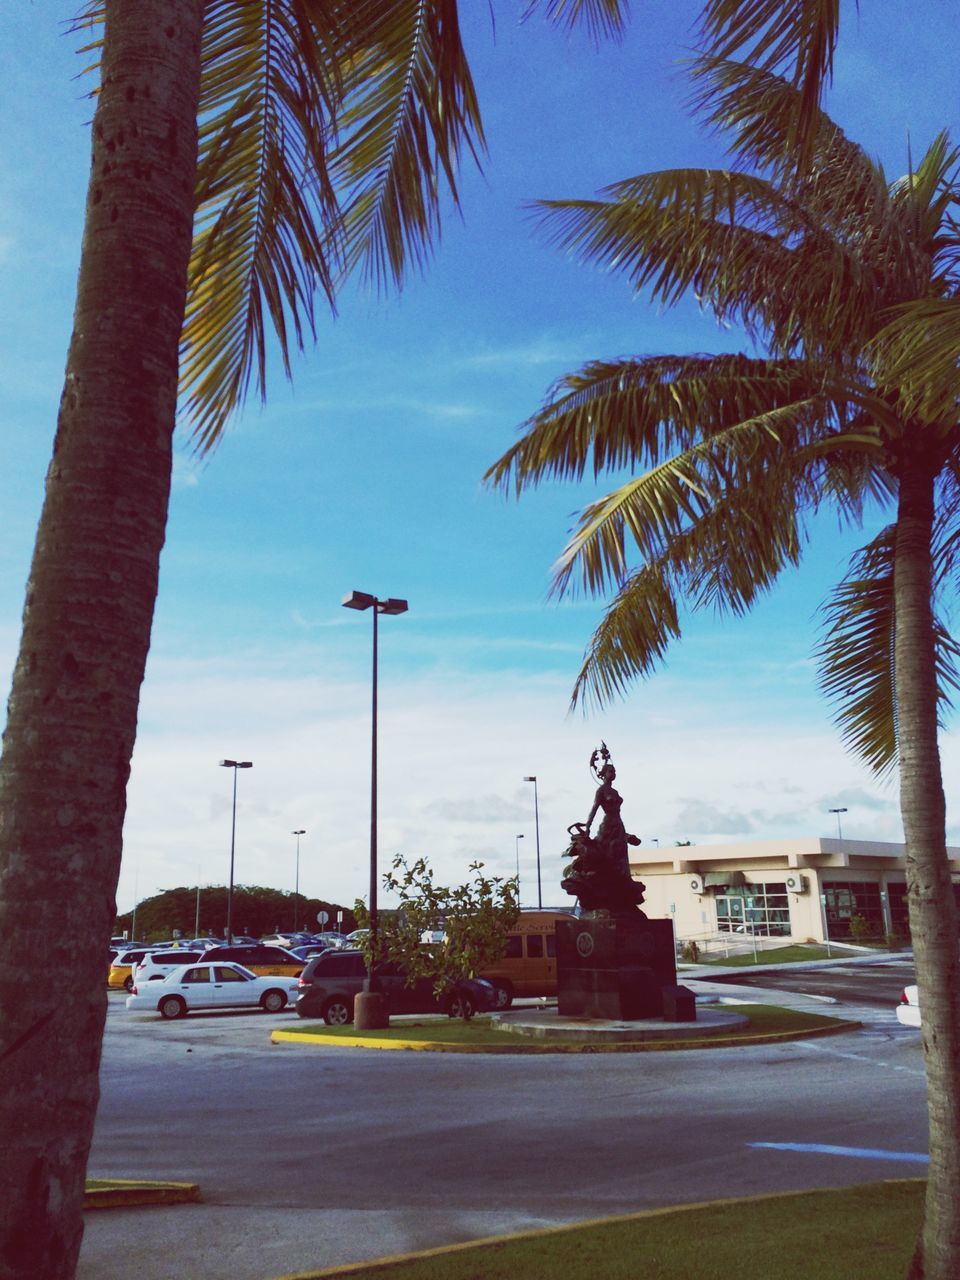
[530,156,904,356]
[180,0,344,451]
[817,527,960,776]
[870,298,960,422]
[568,475,810,709]
[330,0,485,291]
[696,0,841,170]
[485,352,851,498]
[549,392,832,600]
[521,0,629,41]
[568,563,683,709]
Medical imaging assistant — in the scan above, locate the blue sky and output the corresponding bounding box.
[2,4,959,920]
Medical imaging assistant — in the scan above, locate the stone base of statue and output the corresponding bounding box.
[556,915,685,1021]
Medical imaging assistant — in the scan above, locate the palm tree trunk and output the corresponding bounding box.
[0,5,203,1276]
[896,457,960,1280]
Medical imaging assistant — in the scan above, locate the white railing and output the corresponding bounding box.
[676,930,793,963]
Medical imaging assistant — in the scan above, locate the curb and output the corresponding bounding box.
[268,1177,925,1279]
[271,1017,861,1054]
[84,1180,202,1210]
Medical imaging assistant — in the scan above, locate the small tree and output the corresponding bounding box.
[354,856,519,1020]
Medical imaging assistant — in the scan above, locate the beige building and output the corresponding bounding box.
[630,837,960,945]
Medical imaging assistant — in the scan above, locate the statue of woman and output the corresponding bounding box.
[585,761,640,876]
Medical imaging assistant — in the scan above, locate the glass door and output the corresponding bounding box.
[716,896,745,932]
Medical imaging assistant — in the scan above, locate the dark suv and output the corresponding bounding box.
[295,950,495,1025]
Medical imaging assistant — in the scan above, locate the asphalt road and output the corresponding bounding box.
[709,958,914,1008]
[77,975,928,1279]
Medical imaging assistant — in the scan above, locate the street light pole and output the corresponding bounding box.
[829,807,848,840]
[292,829,306,932]
[523,776,542,909]
[219,759,252,944]
[342,590,408,1029]
[514,833,524,905]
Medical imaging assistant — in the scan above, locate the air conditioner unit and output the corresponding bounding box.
[785,873,807,894]
[688,875,705,894]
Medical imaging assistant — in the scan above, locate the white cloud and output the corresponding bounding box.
[115,650,912,917]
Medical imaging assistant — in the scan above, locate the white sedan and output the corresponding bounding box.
[897,984,921,1028]
[126,961,300,1020]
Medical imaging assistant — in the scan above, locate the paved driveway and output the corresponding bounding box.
[78,988,927,1279]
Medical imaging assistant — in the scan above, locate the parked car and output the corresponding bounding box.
[201,943,304,977]
[897,984,921,1028]
[310,932,348,950]
[132,950,206,984]
[108,948,154,991]
[288,944,332,962]
[295,949,496,1024]
[126,962,300,1019]
[260,932,314,948]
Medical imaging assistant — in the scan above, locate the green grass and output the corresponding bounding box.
[305,1181,924,1280]
[695,944,839,967]
[283,1003,854,1051]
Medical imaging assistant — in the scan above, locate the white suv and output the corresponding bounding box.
[133,950,205,984]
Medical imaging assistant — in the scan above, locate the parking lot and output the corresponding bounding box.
[80,973,929,1280]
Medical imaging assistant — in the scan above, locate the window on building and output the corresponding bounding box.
[887,882,909,938]
[715,882,790,936]
[822,880,884,940]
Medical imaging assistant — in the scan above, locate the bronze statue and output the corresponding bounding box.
[561,743,646,914]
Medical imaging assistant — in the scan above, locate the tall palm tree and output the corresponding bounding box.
[0,4,629,1277]
[486,61,960,1279]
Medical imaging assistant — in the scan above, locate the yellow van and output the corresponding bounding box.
[480,910,576,1009]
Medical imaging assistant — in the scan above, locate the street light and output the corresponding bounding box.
[828,807,848,839]
[514,833,524,904]
[523,776,542,909]
[219,759,252,944]
[342,590,408,1028]
[292,829,306,931]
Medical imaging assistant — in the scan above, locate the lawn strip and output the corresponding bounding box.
[280,1180,924,1280]
[84,1178,201,1209]
[272,1004,858,1052]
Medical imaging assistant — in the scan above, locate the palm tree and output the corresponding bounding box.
[0,3,629,1277]
[485,61,960,1279]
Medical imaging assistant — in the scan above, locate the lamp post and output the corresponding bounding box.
[523,776,542,909]
[292,829,306,931]
[829,807,848,840]
[219,759,252,944]
[514,833,524,904]
[342,590,408,1029]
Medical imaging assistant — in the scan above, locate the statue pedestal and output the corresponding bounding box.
[556,915,682,1021]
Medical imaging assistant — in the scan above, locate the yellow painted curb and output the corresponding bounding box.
[271,1018,861,1054]
[84,1179,202,1210]
[269,1177,925,1279]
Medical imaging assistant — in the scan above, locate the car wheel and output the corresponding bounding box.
[124,975,135,992]
[491,982,513,1011]
[261,990,287,1013]
[158,996,186,1020]
[446,993,475,1020]
[322,998,352,1026]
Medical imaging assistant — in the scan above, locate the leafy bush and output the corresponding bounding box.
[355,856,519,1019]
